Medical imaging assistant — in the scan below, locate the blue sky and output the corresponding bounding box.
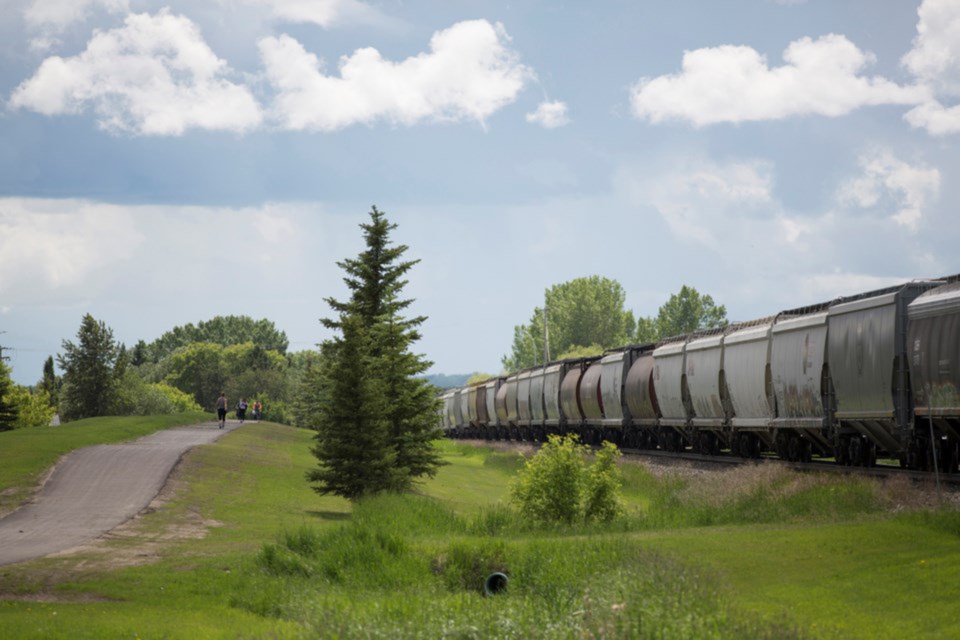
[1,0,958,385]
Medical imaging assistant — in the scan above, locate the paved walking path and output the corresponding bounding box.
[0,421,240,567]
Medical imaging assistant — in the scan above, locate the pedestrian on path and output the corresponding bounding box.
[216,391,228,429]
[237,398,248,424]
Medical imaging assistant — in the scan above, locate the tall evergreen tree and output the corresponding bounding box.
[306,317,402,499]
[307,206,444,499]
[0,360,19,432]
[57,314,123,420]
[39,355,60,409]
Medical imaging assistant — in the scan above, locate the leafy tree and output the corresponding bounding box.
[147,316,289,362]
[637,285,729,342]
[0,360,18,431]
[222,342,287,404]
[635,316,659,344]
[9,386,56,428]
[306,206,444,500]
[503,276,635,371]
[465,372,496,386]
[111,371,202,416]
[57,314,123,420]
[160,342,226,411]
[555,344,604,360]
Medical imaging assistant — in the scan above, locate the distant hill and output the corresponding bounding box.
[424,373,471,389]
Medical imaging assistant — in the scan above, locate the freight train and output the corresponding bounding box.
[440,276,960,472]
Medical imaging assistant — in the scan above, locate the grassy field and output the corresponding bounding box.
[1,420,959,638]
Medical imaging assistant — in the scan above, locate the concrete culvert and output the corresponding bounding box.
[484,572,509,596]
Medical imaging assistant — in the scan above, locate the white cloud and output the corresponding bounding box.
[24,0,128,30]
[241,0,386,28]
[902,0,960,95]
[525,100,569,128]
[631,34,928,126]
[23,0,129,51]
[9,10,263,136]
[616,157,778,248]
[904,100,960,135]
[609,154,952,322]
[260,19,533,131]
[836,150,940,232]
[900,0,960,136]
[0,199,144,301]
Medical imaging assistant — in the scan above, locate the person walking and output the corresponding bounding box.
[237,398,248,424]
[216,392,228,429]
[252,400,261,421]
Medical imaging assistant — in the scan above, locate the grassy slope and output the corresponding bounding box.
[648,519,960,639]
[0,425,958,638]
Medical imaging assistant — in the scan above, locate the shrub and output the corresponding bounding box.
[9,386,56,428]
[584,440,625,522]
[110,372,203,416]
[509,434,626,525]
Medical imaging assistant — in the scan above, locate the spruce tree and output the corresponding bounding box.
[57,314,122,420]
[306,317,402,499]
[0,360,19,432]
[307,206,444,499]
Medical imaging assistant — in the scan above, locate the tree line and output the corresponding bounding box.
[501,279,728,372]
[0,314,318,430]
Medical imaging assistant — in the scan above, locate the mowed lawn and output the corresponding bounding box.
[0,419,958,638]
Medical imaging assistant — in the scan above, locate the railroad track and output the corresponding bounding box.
[460,438,960,488]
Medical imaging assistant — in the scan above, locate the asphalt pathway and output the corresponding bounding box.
[0,421,240,567]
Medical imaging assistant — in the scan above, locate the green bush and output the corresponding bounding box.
[584,440,625,522]
[509,434,625,525]
[8,386,55,428]
[110,372,203,416]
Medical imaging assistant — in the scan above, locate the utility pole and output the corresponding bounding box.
[543,300,549,365]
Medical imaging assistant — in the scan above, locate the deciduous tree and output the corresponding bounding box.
[637,285,728,342]
[503,276,635,371]
[147,316,289,362]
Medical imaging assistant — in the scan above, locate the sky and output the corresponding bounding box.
[1,0,959,386]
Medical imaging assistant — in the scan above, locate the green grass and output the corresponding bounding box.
[1,428,958,638]
[0,413,209,514]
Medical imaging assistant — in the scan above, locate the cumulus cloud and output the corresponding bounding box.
[837,150,940,232]
[241,0,386,28]
[22,0,129,52]
[611,155,948,315]
[526,100,569,128]
[901,0,960,135]
[0,199,144,301]
[24,0,128,30]
[631,34,928,126]
[9,10,263,136]
[902,0,960,95]
[259,19,532,131]
[616,157,778,247]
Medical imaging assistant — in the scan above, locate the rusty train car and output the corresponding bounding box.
[440,276,960,472]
